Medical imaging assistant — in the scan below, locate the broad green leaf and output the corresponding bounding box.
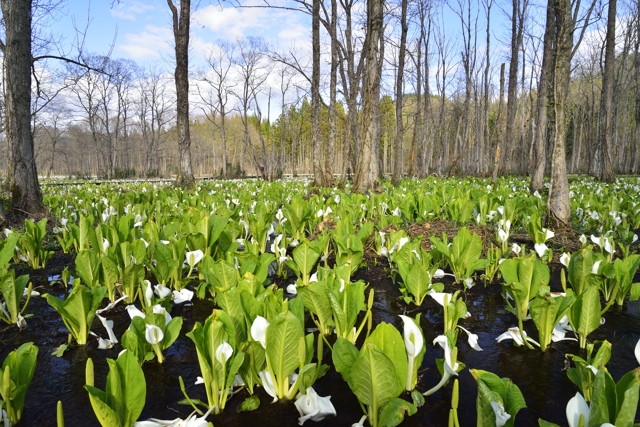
[332,338,359,382]
[365,323,408,396]
[297,281,333,335]
[569,286,601,347]
[266,311,303,385]
[350,343,399,408]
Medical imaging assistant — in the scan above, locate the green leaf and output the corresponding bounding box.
[350,343,400,409]
[298,281,333,335]
[332,338,359,382]
[266,311,304,393]
[115,350,146,427]
[237,395,260,413]
[85,385,122,427]
[614,369,640,427]
[291,240,320,282]
[569,286,601,347]
[365,323,408,396]
[379,398,417,427]
[405,264,431,305]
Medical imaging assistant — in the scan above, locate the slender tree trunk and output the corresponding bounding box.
[491,63,506,183]
[1,0,46,217]
[324,0,338,186]
[353,0,383,193]
[311,0,324,186]
[392,0,408,185]
[503,0,525,177]
[594,0,617,183]
[483,0,492,177]
[530,0,555,191]
[167,0,195,187]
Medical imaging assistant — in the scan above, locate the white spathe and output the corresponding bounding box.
[153,304,172,326]
[490,401,511,427]
[173,289,194,304]
[145,324,164,345]
[185,250,204,268]
[457,325,483,351]
[294,387,337,425]
[154,284,171,299]
[496,327,540,348]
[534,243,548,258]
[251,316,269,349]
[215,341,233,364]
[126,305,146,320]
[134,407,214,427]
[566,392,590,427]
[258,370,278,403]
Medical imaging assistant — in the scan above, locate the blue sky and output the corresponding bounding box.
[50,0,312,65]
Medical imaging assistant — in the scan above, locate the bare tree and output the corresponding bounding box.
[591,0,617,182]
[199,41,235,177]
[391,0,408,184]
[167,0,195,187]
[136,66,174,177]
[232,37,270,177]
[353,0,384,192]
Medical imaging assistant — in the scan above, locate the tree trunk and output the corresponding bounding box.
[503,0,525,177]
[391,0,408,185]
[594,0,617,183]
[167,0,195,187]
[548,0,573,227]
[353,0,383,193]
[324,0,338,186]
[311,0,324,186]
[530,0,555,191]
[1,0,47,217]
[491,63,506,183]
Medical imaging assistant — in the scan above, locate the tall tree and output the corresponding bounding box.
[591,0,617,182]
[311,0,324,186]
[167,0,195,187]
[494,0,527,179]
[530,0,555,191]
[392,0,408,184]
[354,0,384,192]
[1,0,47,218]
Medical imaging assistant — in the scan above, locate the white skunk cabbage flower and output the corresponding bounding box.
[458,325,483,351]
[145,324,164,345]
[251,316,269,349]
[490,401,511,427]
[185,250,204,268]
[173,288,194,304]
[215,341,233,364]
[294,387,337,425]
[258,370,278,403]
[399,315,424,390]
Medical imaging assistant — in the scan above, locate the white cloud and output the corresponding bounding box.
[110,1,155,21]
[119,25,173,59]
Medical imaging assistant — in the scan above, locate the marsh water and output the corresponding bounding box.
[2,254,639,427]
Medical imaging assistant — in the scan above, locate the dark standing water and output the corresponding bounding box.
[2,257,639,427]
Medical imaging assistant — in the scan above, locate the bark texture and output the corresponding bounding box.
[547,0,573,227]
[530,0,555,192]
[168,0,195,188]
[353,0,383,193]
[2,0,47,216]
